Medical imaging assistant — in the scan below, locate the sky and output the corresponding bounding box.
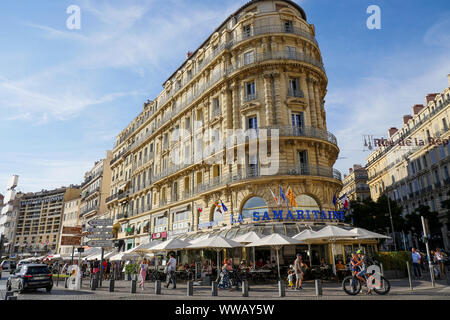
[0,0,449,193]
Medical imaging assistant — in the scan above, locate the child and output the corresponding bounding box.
[287,265,295,289]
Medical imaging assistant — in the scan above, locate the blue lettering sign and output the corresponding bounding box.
[273,210,283,220]
[286,210,294,220]
[262,211,271,221]
[253,212,260,221]
[296,210,304,219]
[250,209,345,223]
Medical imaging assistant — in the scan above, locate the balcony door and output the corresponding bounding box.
[292,112,304,136]
[298,150,309,174]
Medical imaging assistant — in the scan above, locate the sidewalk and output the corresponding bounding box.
[40,277,450,300]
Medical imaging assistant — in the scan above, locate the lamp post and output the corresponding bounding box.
[421,216,435,288]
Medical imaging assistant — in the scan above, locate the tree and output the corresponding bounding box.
[345,194,405,235]
[441,191,450,229]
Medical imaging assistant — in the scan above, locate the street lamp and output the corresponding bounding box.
[387,195,397,251]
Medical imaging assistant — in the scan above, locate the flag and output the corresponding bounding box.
[332,194,337,206]
[269,188,280,205]
[198,207,203,213]
[339,194,349,210]
[286,186,297,207]
[220,200,228,212]
[279,186,289,207]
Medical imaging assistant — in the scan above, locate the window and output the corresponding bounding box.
[443,118,448,131]
[247,116,257,130]
[443,166,449,180]
[434,170,440,184]
[439,145,445,159]
[288,78,302,97]
[430,149,437,164]
[212,98,220,116]
[185,117,191,132]
[422,155,427,168]
[286,46,296,59]
[245,81,256,101]
[298,150,308,173]
[243,25,251,38]
[244,51,255,65]
[284,20,293,33]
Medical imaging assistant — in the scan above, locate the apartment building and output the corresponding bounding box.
[14,187,80,255]
[366,75,450,250]
[58,196,81,255]
[106,0,343,251]
[340,165,370,202]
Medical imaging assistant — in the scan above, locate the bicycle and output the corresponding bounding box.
[342,266,390,295]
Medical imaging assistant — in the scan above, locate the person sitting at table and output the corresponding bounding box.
[336,259,346,281]
[248,261,255,270]
[320,257,329,268]
[263,259,272,269]
[256,258,263,269]
[177,263,184,271]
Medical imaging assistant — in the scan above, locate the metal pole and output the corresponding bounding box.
[387,196,397,251]
[421,216,435,288]
[71,246,75,266]
[276,248,280,280]
[402,231,407,251]
[406,262,413,292]
[99,247,104,287]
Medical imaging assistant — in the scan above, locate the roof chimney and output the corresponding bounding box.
[403,115,413,125]
[426,94,439,105]
[412,104,424,115]
[349,168,353,174]
[186,51,193,58]
[388,127,398,137]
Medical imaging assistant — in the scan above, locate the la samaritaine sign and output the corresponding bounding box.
[231,209,346,224]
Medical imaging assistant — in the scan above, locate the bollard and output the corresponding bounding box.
[56,272,60,287]
[155,280,161,295]
[242,280,249,297]
[64,277,69,288]
[315,279,322,296]
[6,294,17,301]
[109,279,115,292]
[212,281,218,296]
[187,280,194,296]
[4,291,14,300]
[278,281,285,297]
[406,262,413,292]
[131,279,137,293]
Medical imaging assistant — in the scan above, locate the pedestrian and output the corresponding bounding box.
[287,265,295,289]
[102,259,108,280]
[166,253,177,289]
[435,248,445,279]
[106,259,111,280]
[138,258,148,290]
[293,253,306,290]
[218,259,233,291]
[411,248,422,279]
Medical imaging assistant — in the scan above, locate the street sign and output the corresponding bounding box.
[86,227,113,233]
[62,226,82,235]
[61,236,82,246]
[85,240,114,247]
[86,234,114,239]
[88,219,113,227]
[77,247,85,253]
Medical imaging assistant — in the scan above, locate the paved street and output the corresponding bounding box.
[1,271,449,300]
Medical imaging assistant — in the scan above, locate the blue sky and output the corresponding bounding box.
[0,0,449,192]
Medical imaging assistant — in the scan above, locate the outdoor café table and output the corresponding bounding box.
[249,269,272,282]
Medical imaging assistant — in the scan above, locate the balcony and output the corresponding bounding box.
[118,192,129,201]
[244,93,257,102]
[80,205,99,217]
[288,89,304,98]
[82,187,100,200]
[262,125,338,146]
[211,107,221,118]
[106,193,119,203]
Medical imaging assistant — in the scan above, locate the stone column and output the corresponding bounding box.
[231,81,240,129]
[307,76,317,128]
[272,72,282,125]
[313,83,323,129]
[263,73,274,127]
[300,72,312,127]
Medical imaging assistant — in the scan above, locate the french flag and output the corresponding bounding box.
[339,194,349,210]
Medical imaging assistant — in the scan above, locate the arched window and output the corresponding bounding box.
[241,196,267,219]
[293,194,320,212]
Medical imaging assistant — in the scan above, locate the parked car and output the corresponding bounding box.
[16,260,31,269]
[0,260,16,271]
[6,264,53,293]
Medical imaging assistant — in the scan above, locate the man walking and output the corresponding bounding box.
[294,253,305,290]
[166,253,177,289]
[411,248,422,279]
[435,248,445,279]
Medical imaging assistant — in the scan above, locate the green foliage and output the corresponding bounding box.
[405,205,440,236]
[441,191,450,228]
[124,263,138,274]
[345,195,404,234]
[374,251,412,271]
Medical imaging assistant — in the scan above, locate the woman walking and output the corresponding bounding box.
[138,258,148,290]
[218,259,233,291]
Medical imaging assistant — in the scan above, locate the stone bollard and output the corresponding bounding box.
[315,279,322,296]
[278,281,285,297]
[4,291,14,300]
[6,293,17,301]
[187,281,194,296]
[155,280,161,295]
[212,281,218,296]
[131,279,137,293]
[56,273,60,287]
[242,280,249,297]
[64,277,69,288]
[109,279,115,292]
